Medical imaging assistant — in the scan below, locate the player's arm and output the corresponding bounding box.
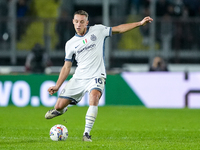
[48,61,72,95]
[112,16,153,34]
[55,60,72,88]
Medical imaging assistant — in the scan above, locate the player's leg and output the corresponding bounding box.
[54,97,71,111]
[83,77,106,141]
[83,89,101,142]
[45,98,71,119]
[45,77,81,119]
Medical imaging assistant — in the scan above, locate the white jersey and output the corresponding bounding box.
[65,24,112,79]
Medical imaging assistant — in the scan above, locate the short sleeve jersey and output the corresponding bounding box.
[65,25,112,79]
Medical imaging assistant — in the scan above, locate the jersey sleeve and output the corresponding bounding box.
[65,42,74,62]
[96,24,112,37]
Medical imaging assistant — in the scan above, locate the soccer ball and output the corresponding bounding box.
[49,124,68,141]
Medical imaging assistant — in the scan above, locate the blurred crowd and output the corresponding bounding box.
[0,0,33,42]
[130,0,200,50]
[0,0,200,69]
[1,0,200,50]
[129,0,200,17]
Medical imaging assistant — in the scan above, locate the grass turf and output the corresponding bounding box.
[0,106,200,150]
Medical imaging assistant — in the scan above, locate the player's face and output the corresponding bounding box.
[73,14,89,36]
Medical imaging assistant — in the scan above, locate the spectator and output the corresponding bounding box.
[16,0,29,40]
[25,43,52,73]
[149,56,168,72]
[17,0,28,18]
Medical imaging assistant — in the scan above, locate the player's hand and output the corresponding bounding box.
[48,86,59,95]
[140,16,153,26]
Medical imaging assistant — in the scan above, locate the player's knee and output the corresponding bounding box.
[90,90,101,99]
[89,93,100,105]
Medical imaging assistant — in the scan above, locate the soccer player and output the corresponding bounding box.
[45,10,153,142]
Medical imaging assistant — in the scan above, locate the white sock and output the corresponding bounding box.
[83,106,98,135]
[55,106,68,114]
[62,106,68,114]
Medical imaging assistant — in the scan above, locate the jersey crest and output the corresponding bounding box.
[90,34,97,41]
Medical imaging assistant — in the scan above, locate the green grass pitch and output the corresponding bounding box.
[0,106,200,150]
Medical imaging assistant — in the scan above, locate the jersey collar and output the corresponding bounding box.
[75,26,90,37]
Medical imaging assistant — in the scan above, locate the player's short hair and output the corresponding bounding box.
[74,10,89,20]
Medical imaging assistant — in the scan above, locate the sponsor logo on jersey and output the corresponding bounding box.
[77,44,96,54]
[90,34,97,41]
